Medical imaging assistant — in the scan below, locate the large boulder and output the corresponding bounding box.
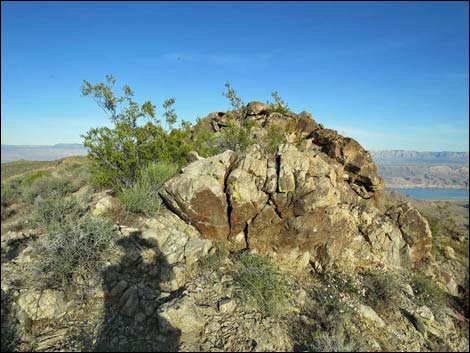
[386,202,433,265]
[160,150,238,241]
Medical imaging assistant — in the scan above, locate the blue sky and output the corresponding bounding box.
[1,1,469,151]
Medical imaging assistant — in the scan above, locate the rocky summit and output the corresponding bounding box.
[1,102,468,352]
[161,104,431,274]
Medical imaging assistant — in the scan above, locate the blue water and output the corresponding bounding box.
[390,188,469,200]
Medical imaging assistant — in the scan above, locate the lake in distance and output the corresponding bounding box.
[390,187,470,200]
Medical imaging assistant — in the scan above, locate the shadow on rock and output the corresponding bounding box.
[1,288,20,352]
[93,233,181,352]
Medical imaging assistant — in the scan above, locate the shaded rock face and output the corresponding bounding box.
[310,128,384,200]
[161,137,433,273]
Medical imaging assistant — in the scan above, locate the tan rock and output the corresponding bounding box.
[160,150,238,240]
[18,290,67,321]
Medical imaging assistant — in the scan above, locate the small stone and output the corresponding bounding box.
[218,298,236,313]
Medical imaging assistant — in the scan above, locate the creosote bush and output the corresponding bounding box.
[268,91,289,114]
[233,252,291,316]
[33,214,115,288]
[117,161,178,216]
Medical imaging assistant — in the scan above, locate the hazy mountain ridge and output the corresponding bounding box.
[371,150,469,189]
[1,144,87,163]
[371,150,469,165]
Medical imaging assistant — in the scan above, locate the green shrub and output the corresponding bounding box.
[233,252,291,315]
[263,126,286,154]
[268,91,289,115]
[81,75,194,188]
[117,161,178,216]
[1,181,20,208]
[21,176,76,203]
[34,214,115,288]
[21,170,52,186]
[217,123,253,153]
[312,270,358,318]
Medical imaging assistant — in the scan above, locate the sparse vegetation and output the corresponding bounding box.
[199,245,229,269]
[117,161,178,216]
[21,175,76,203]
[33,214,115,288]
[308,333,359,352]
[21,170,52,185]
[311,269,358,323]
[268,91,289,114]
[362,270,402,309]
[263,125,286,154]
[233,252,292,316]
[217,82,255,153]
[411,273,449,308]
[34,195,83,229]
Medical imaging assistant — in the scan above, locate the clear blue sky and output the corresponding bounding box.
[2,1,469,151]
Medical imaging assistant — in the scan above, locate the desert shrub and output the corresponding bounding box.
[33,214,115,288]
[191,120,220,158]
[1,181,21,208]
[81,75,193,188]
[362,271,401,309]
[308,333,359,352]
[34,195,83,228]
[20,170,52,186]
[233,252,291,315]
[117,161,178,216]
[263,125,286,154]
[199,245,228,270]
[217,123,253,153]
[411,273,448,308]
[216,82,257,153]
[21,175,76,203]
[268,91,289,114]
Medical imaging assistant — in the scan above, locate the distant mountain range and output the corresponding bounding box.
[370,150,469,165]
[370,150,469,189]
[1,144,87,163]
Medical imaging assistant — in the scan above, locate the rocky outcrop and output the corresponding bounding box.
[386,202,433,265]
[310,128,384,199]
[195,102,385,203]
[160,141,434,274]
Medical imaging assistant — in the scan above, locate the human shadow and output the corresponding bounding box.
[93,232,181,352]
[1,288,20,352]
